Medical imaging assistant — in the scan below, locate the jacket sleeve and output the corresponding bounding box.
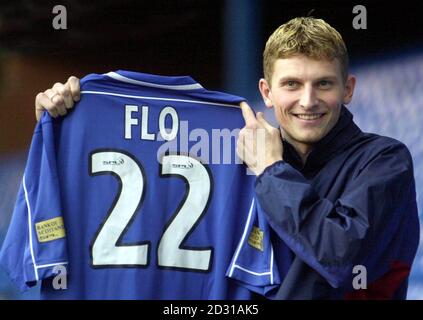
[254,142,419,288]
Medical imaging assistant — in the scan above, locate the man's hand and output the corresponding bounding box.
[237,102,283,176]
[35,76,81,121]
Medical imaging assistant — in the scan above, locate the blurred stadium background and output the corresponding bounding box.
[1,0,422,299]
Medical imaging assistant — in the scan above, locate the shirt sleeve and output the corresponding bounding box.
[226,198,281,296]
[0,114,68,292]
[255,142,419,289]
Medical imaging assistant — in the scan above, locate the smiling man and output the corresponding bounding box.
[261,55,353,159]
[31,17,419,300]
[235,17,419,299]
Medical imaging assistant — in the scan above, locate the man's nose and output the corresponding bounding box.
[299,85,318,110]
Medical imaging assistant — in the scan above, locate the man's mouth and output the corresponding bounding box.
[293,113,326,120]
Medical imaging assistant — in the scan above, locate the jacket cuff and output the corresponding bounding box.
[256,160,287,181]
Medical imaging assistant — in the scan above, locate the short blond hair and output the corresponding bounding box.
[263,17,349,84]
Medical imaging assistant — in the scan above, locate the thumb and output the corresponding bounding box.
[35,108,43,122]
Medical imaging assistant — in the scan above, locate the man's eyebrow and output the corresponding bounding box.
[277,76,302,83]
[313,75,338,82]
[277,75,339,83]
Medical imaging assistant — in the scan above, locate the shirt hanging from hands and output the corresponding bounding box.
[0,70,258,299]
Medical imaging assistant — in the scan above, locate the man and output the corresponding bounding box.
[33,17,419,299]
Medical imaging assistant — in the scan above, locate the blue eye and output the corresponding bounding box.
[319,80,332,88]
[285,81,298,88]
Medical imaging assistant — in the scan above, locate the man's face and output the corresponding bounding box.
[260,55,355,152]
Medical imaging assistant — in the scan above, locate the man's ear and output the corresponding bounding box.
[259,78,273,108]
[343,75,356,105]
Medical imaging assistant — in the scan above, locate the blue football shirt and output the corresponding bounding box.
[226,199,281,296]
[0,70,256,299]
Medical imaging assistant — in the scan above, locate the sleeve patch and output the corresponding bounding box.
[35,217,66,243]
[248,226,264,251]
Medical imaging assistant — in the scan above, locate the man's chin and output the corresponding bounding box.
[293,132,325,144]
[282,128,327,145]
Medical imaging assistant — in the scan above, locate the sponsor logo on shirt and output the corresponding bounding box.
[248,226,264,251]
[35,216,66,242]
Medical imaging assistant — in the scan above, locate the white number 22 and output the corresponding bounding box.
[90,150,212,271]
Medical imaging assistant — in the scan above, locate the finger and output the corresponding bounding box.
[238,130,256,157]
[240,101,257,127]
[45,88,67,116]
[57,82,74,110]
[236,142,244,161]
[237,144,257,168]
[68,76,81,102]
[36,93,60,119]
[50,83,65,96]
[239,127,254,141]
[256,112,275,131]
[35,92,52,121]
[237,133,248,158]
[236,141,254,163]
[35,92,62,119]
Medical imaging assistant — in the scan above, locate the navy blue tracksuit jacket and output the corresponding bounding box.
[255,105,419,299]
